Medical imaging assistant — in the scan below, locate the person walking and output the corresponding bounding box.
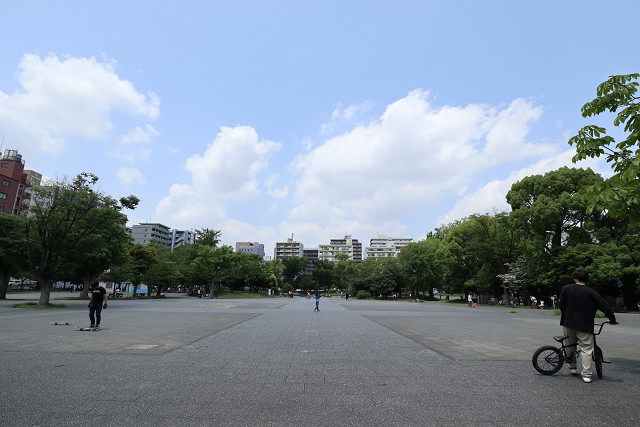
[314,293,321,312]
[559,270,618,383]
[467,294,473,307]
[88,281,107,328]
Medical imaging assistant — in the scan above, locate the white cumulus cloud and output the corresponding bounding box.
[290,89,556,228]
[155,125,281,228]
[0,53,160,162]
[116,167,146,190]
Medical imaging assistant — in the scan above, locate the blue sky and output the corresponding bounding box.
[2,1,639,255]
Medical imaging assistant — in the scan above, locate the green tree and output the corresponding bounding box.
[25,173,138,305]
[398,239,443,300]
[505,167,603,295]
[129,243,158,297]
[0,214,28,299]
[370,258,397,297]
[263,259,284,290]
[143,245,182,296]
[311,259,335,291]
[191,245,234,298]
[226,252,269,293]
[195,228,221,248]
[295,274,316,292]
[333,255,356,295]
[281,257,308,285]
[67,217,132,299]
[569,73,640,222]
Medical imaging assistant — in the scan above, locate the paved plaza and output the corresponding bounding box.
[1,292,639,426]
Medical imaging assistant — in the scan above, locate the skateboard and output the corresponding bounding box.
[51,322,70,325]
[77,327,99,331]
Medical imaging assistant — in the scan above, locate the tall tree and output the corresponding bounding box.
[129,243,158,297]
[25,173,138,305]
[398,239,443,300]
[191,244,234,298]
[281,257,308,285]
[195,228,221,248]
[311,259,335,291]
[0,214,28,299]
[143,245,182,296]
[67,216,132,298]
[506,167,602,250]
[569,73,640,222]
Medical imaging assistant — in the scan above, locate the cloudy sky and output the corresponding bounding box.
[2,1,638,255]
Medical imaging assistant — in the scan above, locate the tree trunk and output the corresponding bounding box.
[621,274,637,311]
[80,276,91,299]
[0,271,10,299]
[38,279,53,305]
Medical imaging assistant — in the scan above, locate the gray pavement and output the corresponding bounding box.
[0,292,639,426]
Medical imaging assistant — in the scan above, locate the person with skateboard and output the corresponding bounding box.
[88,281,107,328]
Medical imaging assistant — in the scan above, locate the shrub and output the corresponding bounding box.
[356,290,369,299]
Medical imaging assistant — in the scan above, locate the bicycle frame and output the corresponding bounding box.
[532,321,610,376]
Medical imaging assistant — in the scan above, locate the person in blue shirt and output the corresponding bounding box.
[314,293,321,312]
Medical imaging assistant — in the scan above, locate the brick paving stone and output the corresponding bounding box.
[1,293,639,426]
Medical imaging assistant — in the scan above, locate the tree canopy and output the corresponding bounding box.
[569,73,640,222]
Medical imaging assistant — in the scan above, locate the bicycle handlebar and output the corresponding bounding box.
[594,320,616,335]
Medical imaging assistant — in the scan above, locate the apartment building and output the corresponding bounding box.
[274,237,304,259]
[303,247,319,273]
[129,223,173,248]
[0,149,36,216]
[171,229,196,251]
[318,234,362,262]
[364,235,413,259]
[236,241,265,258]
[22,169,42,215]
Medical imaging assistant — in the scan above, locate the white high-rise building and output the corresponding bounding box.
[364,235,413,259]
[318,234,362,262]
[129,223,195,251]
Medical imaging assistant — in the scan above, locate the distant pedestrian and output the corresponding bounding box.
[314,293,321,312]
[345,293,349,301]
[467,294,473,307]
[88,281,107,328]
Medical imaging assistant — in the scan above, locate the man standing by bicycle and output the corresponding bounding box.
[559,270,617,383]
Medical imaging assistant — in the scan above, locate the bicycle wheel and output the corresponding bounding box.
[532,345,564,375]
[594,346,603,378]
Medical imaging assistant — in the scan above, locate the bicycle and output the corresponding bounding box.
[532,321,611,378]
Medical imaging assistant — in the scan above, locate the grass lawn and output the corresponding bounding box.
[12,302,66,308]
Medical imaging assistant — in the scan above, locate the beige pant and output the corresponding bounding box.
[563,327,594,377]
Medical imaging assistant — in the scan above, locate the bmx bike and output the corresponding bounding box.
[532,321,611,378]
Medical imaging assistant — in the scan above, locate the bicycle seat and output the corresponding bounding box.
[554,335,568,342]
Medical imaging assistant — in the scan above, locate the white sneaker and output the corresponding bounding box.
[582,376,592,383]
[569,368,579,375]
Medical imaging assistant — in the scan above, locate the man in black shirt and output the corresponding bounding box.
[88,281,107,328]
[559,270,617,383]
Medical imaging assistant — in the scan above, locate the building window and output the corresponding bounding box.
[2,180,9,187]
[1,163,8,167]
[0,193,6,199]
[0,205,3,212]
